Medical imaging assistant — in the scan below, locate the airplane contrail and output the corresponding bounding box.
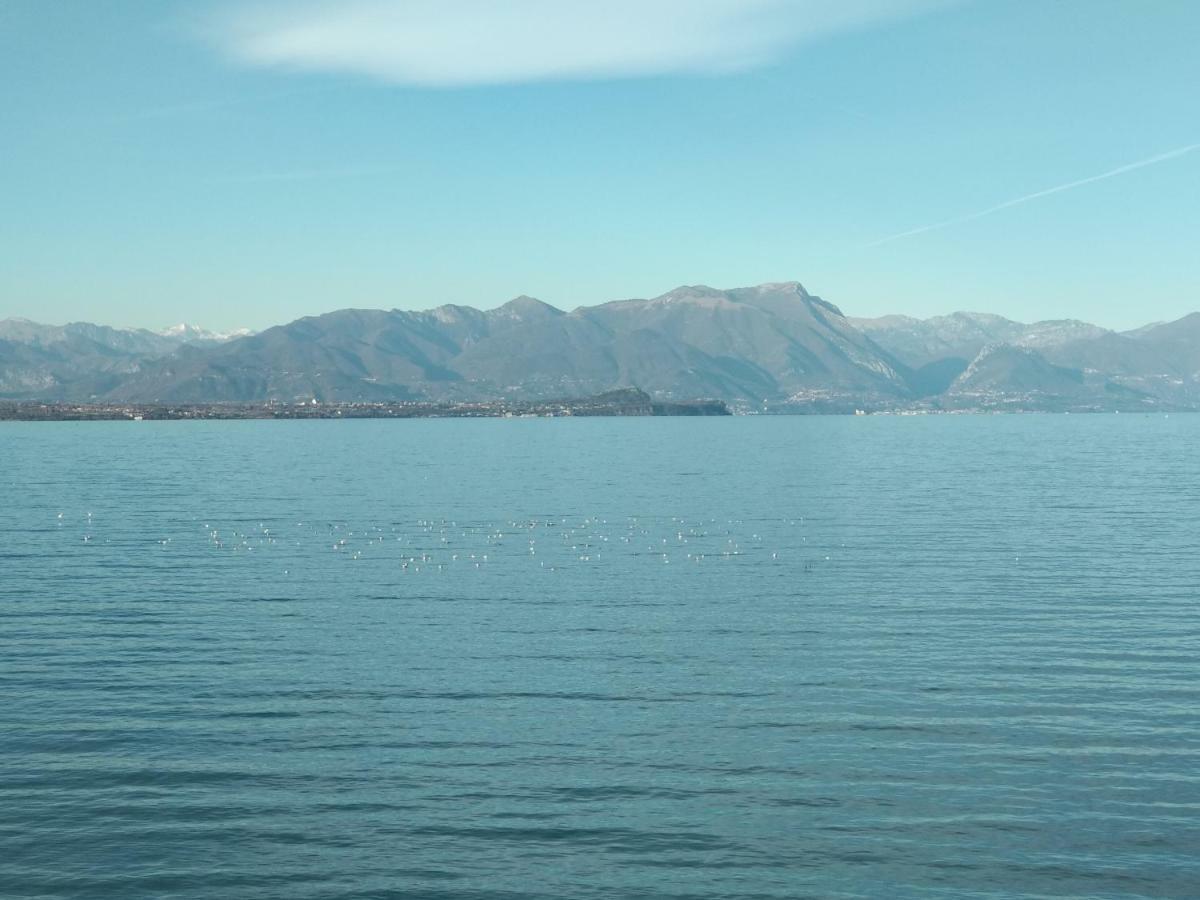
[866,141,1200,247]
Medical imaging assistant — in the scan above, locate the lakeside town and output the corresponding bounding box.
[0,389,730,421]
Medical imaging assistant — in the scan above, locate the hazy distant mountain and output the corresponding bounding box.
[1,319,176,357]
[1126,312,1200,370]
[951,344,1086,394]
[849,311,1111,369]
[848,309,1200,409]
[0,318,253,356]
[2,286,1197,411]
[0,318,251,399]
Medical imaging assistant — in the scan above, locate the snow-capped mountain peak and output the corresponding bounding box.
[157,323,254,342]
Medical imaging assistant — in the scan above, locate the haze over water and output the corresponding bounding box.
[3,415,1199,898]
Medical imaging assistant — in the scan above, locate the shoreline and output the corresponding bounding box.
[1,402,1188,422]
[0,391,731,422]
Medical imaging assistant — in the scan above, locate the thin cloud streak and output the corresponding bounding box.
[867,141,1200,247]
[208,164,407,185]
[97,89,330,128]
[116,88,326,123]
[204,0,955,87]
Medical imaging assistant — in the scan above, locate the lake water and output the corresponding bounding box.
[2,415,1199,899]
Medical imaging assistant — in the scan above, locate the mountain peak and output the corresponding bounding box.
[745,280,809,295]
[157,323,253,342]
[493,295,562,318]
[160,323,200,336]
[655,284,724,301]
[1130,311,1200,343]
[726,282,842,318]
[654,282,811,304]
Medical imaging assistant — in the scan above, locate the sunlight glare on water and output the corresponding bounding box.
[2,415,1199,898]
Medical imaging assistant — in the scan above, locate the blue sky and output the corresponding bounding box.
[2,0,1197,331]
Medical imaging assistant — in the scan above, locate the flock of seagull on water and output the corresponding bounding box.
[57,513,836,574]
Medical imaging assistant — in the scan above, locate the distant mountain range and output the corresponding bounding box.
[3,283,1198,412]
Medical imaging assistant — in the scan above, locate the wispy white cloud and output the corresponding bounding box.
[203,0,952,87]
[868,141,1200,247]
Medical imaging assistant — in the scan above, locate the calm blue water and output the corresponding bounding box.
[2,415,1199,899]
